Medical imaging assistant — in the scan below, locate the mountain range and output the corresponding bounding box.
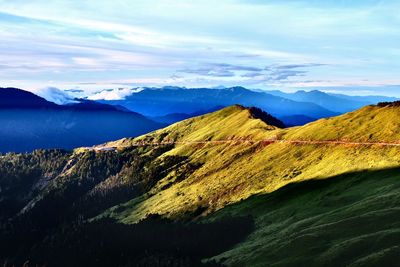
[100,86,336,121]
[1,102,399,266]
[101,86,397,126]
[266,89,397,113]
[0,88,164,153]
[1,86,397,153]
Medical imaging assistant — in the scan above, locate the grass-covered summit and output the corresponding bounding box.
[102,105,282,148]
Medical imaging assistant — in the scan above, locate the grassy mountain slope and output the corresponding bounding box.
[208,167,400,266]
[99,104,400,223]
[104,105,280,147]
[283,103,400,142]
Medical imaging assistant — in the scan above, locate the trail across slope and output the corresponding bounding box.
[87,138,400,152]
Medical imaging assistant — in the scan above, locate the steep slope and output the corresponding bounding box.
[283,102,400,142]
[104,105,281,148]
[98,103,400,223]
[209,167,400,266]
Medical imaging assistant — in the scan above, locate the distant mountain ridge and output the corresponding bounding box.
[266,89,398,113]
[150,106,225,124]
[100,86,338,125]
[100,86,396,126]
[0,87,164,153]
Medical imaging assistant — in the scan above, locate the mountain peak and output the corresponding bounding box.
[0,87,58,109]
[105,105,282,149]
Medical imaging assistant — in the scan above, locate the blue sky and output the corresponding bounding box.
[1,0,400,98]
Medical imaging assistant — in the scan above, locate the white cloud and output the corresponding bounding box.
[33,87,76,104]
[88,88,137,100]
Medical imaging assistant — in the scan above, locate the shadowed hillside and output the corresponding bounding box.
[208,167,400,266]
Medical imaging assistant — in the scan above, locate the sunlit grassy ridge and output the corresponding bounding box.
[283,104,400,142]
[99,104,400,223]
[104,105,279,147]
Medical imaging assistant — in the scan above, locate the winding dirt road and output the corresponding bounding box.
[88,138,400,151]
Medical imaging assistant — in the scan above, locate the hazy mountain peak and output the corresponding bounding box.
[0,87,58,109]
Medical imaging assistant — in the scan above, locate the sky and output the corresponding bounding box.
[1,0,400,99]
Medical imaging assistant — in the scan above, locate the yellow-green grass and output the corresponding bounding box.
[103,105,279,147]
[98,104,400,223]
[283,104,400,142]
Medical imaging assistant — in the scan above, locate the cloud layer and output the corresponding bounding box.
[0,0,400,95]
[34,87,76,104]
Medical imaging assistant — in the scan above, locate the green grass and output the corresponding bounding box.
[206,167,400,266]
[283,104,400,142]
[100,105,400,223]
[104,105,279,148]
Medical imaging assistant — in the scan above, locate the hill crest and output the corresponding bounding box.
[101,105,282,149]
[0,87,58,109]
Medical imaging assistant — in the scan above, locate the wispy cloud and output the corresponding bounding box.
[267,70,307,81]
[261,63,325,82]
[179,62,324,83]
[274,63,326,70]
[179,63,263,77]
[0,0,399,95]
[34,87,76,104]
